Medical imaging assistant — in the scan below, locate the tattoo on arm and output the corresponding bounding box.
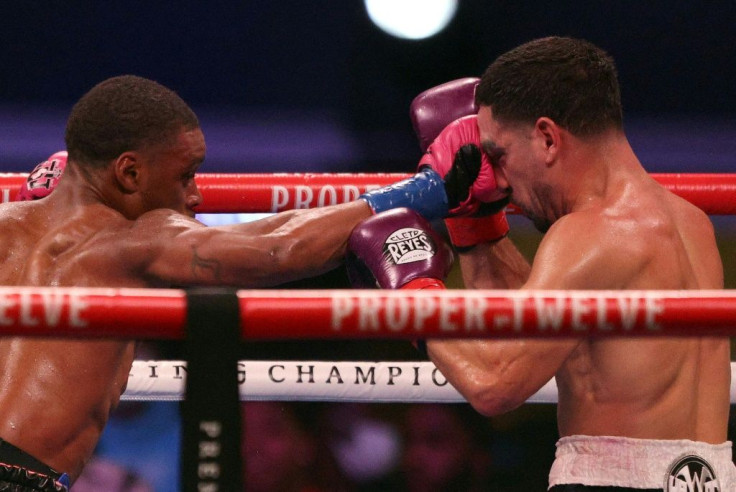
[191,246,222,283]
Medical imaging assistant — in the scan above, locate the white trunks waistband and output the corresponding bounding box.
[548,435,736,490]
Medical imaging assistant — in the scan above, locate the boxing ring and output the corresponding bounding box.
[1,172,735,491]
[2,172,736,215]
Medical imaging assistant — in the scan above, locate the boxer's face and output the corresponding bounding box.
[139,127,206,217]
[478,106,552,232]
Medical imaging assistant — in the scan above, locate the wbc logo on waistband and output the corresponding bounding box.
[383,228,436,264]
[665,454,720,492]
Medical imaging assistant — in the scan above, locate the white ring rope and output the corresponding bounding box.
[122,360,736,404]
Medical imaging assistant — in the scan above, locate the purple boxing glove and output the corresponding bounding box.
[17,151,67,201]
[346,208,453,290]
[410,77,479,153]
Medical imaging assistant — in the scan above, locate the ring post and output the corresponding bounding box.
[181,288,243,492]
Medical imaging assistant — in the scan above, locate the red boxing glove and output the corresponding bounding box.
[17,151,67,201]
[444,213,509,249]
[346,208,453,290]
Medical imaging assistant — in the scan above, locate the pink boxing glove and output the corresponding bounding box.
[418,115,506,212]
[346,208,453,290]
[411,79,509,248]
[17,151,67,201]
[357,79,488,221]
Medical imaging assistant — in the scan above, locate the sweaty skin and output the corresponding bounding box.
[0,128,372,480]
[427,106,729,444]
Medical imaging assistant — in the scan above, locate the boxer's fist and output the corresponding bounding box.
[411,79,509,248]
[411,77,500,212]
[422,120,509,247]
[357,80,496,221]
[410,77,479,153]
[419,115,505,216]
[346,208,453,290]
[17,151,67,201]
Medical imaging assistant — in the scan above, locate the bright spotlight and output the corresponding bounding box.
[364,0,458,40]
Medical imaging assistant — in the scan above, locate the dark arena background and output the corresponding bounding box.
[2,2,736,491]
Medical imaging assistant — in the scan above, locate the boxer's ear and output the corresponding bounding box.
[534,117,561,166]
[113,152,142,193]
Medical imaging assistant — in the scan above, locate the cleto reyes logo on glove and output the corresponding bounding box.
[383,228,437,265]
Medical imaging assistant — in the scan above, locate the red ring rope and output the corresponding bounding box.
[238,289,736,339]
[0,287,186,339]
[1,172,735,214]
[1,287,735,339]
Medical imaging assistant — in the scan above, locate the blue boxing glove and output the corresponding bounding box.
[346,208,453,290]
[358,168,449,221]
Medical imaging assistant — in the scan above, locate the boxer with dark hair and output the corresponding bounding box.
[412,37,734,491]
[0,75,491,490]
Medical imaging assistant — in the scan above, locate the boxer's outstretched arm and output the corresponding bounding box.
[124,201,373,287]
